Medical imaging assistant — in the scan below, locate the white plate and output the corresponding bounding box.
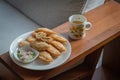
[9,31,71,70]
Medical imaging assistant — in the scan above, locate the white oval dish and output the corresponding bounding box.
[9,31,71,70]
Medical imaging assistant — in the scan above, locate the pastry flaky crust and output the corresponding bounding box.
[39,51,53,63]
[35,28,55,34]
[26,36,36,43]
[35,32,53,43]
[18,28,68,63]
[18,40,30,47]
[30,41,49,51]
[49,41,66,52]
[46,45,61,57]
[51,34,67,44]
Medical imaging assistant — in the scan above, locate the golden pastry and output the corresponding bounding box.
[30,41,49,51]
[39,51,53,63]
[35,31,53,42]
[18,41,30,47]
[35,32,47,40]
[50,41,66,52]
[51,34,67,43]
[31,31,37,37]
[35,28,55,34]
[17,28,68,64]
[26,36,36,43]
[46,45,61,57]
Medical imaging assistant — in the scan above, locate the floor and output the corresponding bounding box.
[114,0,120,3]
[1,62,120,80]
[88,0,120,80]
[0,63,19,80]
[92,66,120,80]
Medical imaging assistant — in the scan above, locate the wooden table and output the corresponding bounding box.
[0,0,120,80]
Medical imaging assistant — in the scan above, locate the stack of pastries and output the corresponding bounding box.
[18,28,67,63]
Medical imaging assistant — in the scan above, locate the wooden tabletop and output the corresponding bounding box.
[0,1,120,80]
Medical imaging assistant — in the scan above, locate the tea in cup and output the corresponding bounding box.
[69,14,92,39]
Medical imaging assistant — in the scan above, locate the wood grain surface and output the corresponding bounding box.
[0,0,120,80]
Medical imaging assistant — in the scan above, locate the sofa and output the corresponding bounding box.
[0,0,107,79]
[0,0,105,54]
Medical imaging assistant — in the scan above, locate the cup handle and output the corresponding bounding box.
[84,22,92,30]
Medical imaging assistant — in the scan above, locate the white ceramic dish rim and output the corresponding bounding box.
[9,31,71,70]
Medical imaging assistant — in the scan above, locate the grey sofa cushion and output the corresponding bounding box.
[5,0,87,28]
[0,0,40,54]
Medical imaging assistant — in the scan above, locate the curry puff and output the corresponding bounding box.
[18,41,30,47]
[31,31,37,37]
[18,28,68,64]
[35,28,55,34]
[35,32,53,42]
[51,34,67,43]
[50,41,66,52]
[35,32,47,40]
[30,41,49,51]
[47,45,61,57]
[26,36,36,43]
[39,51,53,63]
